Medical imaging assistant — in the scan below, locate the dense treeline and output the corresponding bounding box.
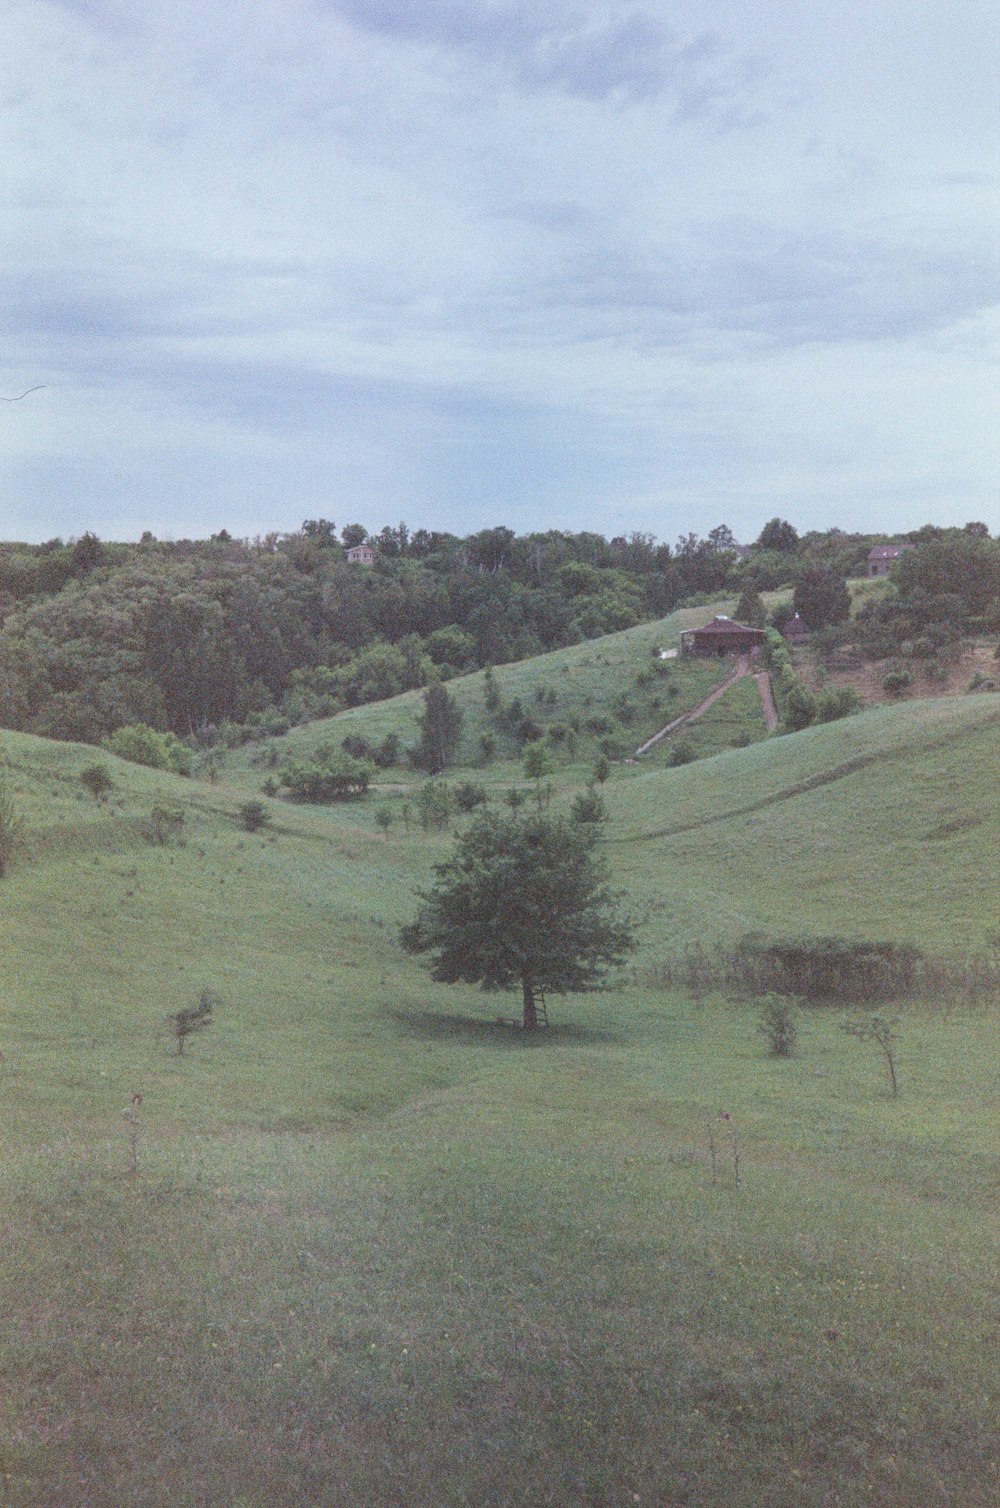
[0,518,994,749]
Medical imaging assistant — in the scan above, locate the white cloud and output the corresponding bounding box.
[1,0,996,542]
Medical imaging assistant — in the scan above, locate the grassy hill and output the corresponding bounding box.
[1,683,998,1506]
[219,602,753,790]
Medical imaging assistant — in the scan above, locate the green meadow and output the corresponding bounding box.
[1,613,999,1506]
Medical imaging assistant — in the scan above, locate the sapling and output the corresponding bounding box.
[843,1012,900,1096]
[147,804,185,846]
[707,1113,742,1188]
[123,1092,143,1177]
[759,995,798,1056]
[375,808,393,840]
[238,799,269,833]
[80,763,113,802]
[168,990,216,1056]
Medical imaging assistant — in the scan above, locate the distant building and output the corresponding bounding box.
[867,544,915,578]
[783,612,810,643]
[680,616,766,658]
[346,543,376,565]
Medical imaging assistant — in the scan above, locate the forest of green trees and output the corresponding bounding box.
[0,517,995,751]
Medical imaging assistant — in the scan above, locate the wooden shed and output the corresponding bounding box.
[680,616,766,658]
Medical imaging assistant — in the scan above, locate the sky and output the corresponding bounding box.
[2,0,998,546]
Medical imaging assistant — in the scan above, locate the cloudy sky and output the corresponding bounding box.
[3,0,998,545]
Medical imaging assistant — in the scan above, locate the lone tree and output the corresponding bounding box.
[401,809,637,1030]
[413,682,464,773]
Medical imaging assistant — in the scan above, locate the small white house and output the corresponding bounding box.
[346,543,376,565]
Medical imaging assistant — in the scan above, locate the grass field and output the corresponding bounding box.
[220,604,742,792]
[1,652,999,1504]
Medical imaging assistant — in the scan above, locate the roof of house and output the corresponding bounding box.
[784,612,810,634]
[691,616,764,637]
[868,544,914,560]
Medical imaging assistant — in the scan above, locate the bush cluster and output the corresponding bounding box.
[730,935,922,1002]
[103,723,192,775]
[279,751,372,802]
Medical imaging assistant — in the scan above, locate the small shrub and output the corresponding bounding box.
[200,750,226,784]
[167,989,216,1056]
[843,1012,900,1097]
[104,723,192,776]
[585,714,614,735]
[668,740,695,767]
[479,732,497,763]
[455,781,487,812]
[782,684,817,732]
[759,996,798,1056]
[882,669,913,696]
[238,800,269,834]
[260,776,279,797]
[571,786,606,825]
[731,731,752,748]
[416,779,453,831]
[815,687,861,723]
[146,804,186,845]
[375,733,401,768]
[593,754,610,785]
[80,763,113,802]
[375,807,393,839]
[341,733,374,760]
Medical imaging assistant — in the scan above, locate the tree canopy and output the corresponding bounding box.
[401,809,638,1029]
[756,518,800,553]
[793,566,851,629]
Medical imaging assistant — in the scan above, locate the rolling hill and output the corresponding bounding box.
[1,659,998,1506]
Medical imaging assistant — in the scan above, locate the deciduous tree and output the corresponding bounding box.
[401,810,637,1029]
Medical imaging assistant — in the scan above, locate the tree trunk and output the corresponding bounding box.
[522,975,538,1031]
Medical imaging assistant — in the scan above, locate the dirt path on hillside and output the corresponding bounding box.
[634,657,749,756]
[635,656,778,755]
[755,670,780,731]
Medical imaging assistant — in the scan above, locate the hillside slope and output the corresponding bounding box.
[1,692,998,1507]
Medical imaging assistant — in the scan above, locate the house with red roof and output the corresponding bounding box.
[867,543,915,578]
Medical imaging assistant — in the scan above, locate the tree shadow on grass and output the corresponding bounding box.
[386,1006,624,1048]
